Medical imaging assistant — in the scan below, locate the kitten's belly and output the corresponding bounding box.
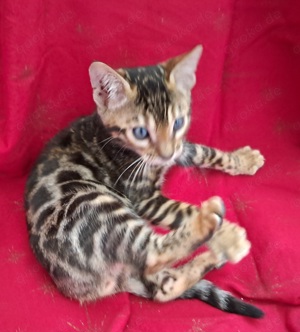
[101,263,127,296]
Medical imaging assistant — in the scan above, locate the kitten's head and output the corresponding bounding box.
[89,45,203,166]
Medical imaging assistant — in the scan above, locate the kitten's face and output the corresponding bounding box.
[89,46,203,166]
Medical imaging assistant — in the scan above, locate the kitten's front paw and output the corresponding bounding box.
[229,146,265,175]
[207,220,251,265]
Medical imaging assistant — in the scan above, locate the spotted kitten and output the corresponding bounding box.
[25,45,265,318]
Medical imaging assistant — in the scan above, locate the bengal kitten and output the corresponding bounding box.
[25,45,265,318]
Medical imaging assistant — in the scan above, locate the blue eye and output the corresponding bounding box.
[173,117,185,131]
[132,127,149,140]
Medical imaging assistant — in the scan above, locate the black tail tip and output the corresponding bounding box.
[247,306,265,319]
[234,302,265,319]
[226,296,264,318]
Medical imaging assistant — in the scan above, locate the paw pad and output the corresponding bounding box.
[208,220,251,264]
[230,146,265,175]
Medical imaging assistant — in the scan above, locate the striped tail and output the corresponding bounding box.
[180,279,264,318]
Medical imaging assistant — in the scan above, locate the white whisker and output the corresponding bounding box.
[114,157,143,187]
[98,136,116,151]
[112,145,127,162]
[131,159,145,188]
[127,158,143,188]
[97,136,113,145]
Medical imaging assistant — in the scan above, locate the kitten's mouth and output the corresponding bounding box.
[144,153,179,168]
[144,146,183,167]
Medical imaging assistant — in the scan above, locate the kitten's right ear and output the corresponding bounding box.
[89,62,132,111]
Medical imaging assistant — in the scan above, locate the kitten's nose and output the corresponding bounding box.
[156,127,175,160]
[157,143,175,160]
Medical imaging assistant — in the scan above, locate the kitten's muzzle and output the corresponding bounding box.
[157,143,175,161]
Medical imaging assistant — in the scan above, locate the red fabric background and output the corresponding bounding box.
[1,0,300,331]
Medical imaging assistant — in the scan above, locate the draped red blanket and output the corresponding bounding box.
[1,1,300,331]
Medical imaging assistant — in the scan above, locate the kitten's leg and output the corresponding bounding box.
[143,220,251,302]
[144,196,224,274]
[145,251,218,301]
[177,141,265,175]
[136,192,199,229]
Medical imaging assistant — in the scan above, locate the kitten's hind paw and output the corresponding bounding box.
[207,220,251,266]
[200,196,225,229]
[193,196,225,243]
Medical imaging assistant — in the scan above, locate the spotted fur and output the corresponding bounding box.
[25,46,264,318]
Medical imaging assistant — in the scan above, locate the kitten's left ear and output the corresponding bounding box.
[89,62,133,111]
[163,45,203,93]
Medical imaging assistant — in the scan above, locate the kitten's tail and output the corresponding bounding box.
[180,279,264,318]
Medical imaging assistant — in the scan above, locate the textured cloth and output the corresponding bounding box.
[1,0,300,331]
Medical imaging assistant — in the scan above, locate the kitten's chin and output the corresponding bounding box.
[144,155,177,168]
